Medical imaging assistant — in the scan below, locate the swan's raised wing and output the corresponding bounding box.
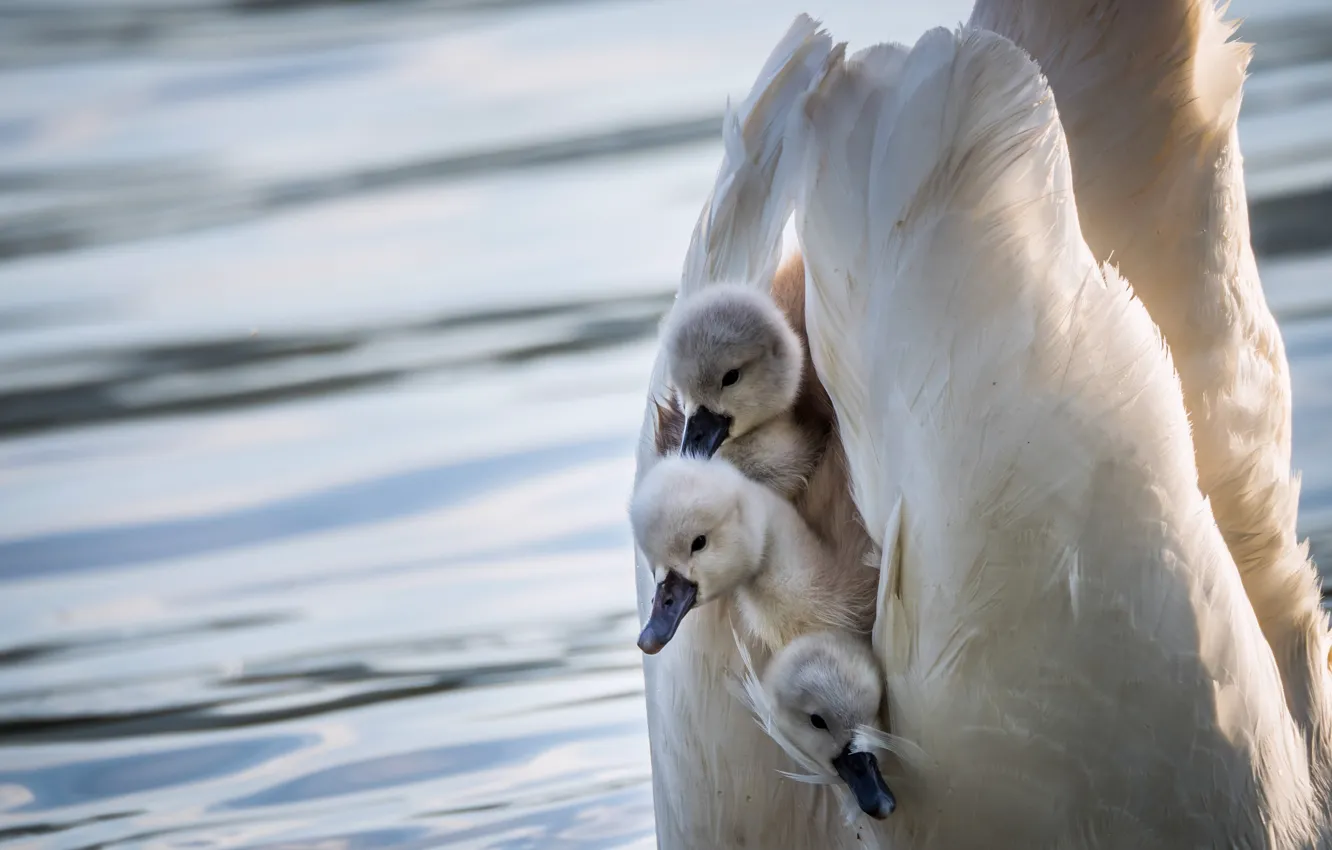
[797,27,1317,842]
[678,15,837,298]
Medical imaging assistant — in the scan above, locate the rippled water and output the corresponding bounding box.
[1,1,1330,847]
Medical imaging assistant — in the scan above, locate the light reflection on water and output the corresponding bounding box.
[0,0,1329,847]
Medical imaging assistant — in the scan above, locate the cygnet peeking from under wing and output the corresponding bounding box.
[658,282,821,499]
[630,454,873,653]
[742,630,898,821]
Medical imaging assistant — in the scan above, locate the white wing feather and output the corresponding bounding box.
[871,494,907,675]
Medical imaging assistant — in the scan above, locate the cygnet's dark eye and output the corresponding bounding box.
[721,369,741,388]
[690,535,707,554]
[810,714,828,730]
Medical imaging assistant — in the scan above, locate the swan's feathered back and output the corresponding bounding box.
[678,15,836,297]
[970,0,1332,780]
[797,27,1321,846]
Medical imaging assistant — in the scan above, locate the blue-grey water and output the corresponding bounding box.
[0,1,1330,847]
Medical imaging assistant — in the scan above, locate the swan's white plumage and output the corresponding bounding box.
[798,26,1324,846]
[969,0,1332,778]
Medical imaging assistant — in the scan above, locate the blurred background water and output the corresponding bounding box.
[0,0,1329,847]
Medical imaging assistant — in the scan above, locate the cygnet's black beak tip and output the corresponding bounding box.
[636,570,698,655]
[680,407,732,458]
[833,747,897,820]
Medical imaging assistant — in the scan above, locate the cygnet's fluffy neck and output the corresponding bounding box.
[722,414,820,500]
[732,476,873,650]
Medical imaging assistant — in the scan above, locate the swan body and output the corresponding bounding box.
[797,26,1324,847]
[631,455,872,653]
[967,0,1332,782]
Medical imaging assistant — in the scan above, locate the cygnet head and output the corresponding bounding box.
[662,283,803,458]
[630,455,765,654]
[764,632,896,819]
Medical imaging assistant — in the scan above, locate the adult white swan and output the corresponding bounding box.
[632,2,1332,846]
[796,25,1328,846]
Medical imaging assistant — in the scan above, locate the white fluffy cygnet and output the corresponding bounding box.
[630,454,873,654]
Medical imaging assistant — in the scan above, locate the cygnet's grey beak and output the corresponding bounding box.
[680,407,732,458]
[832,747,896,819]
[637,570,698,654]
